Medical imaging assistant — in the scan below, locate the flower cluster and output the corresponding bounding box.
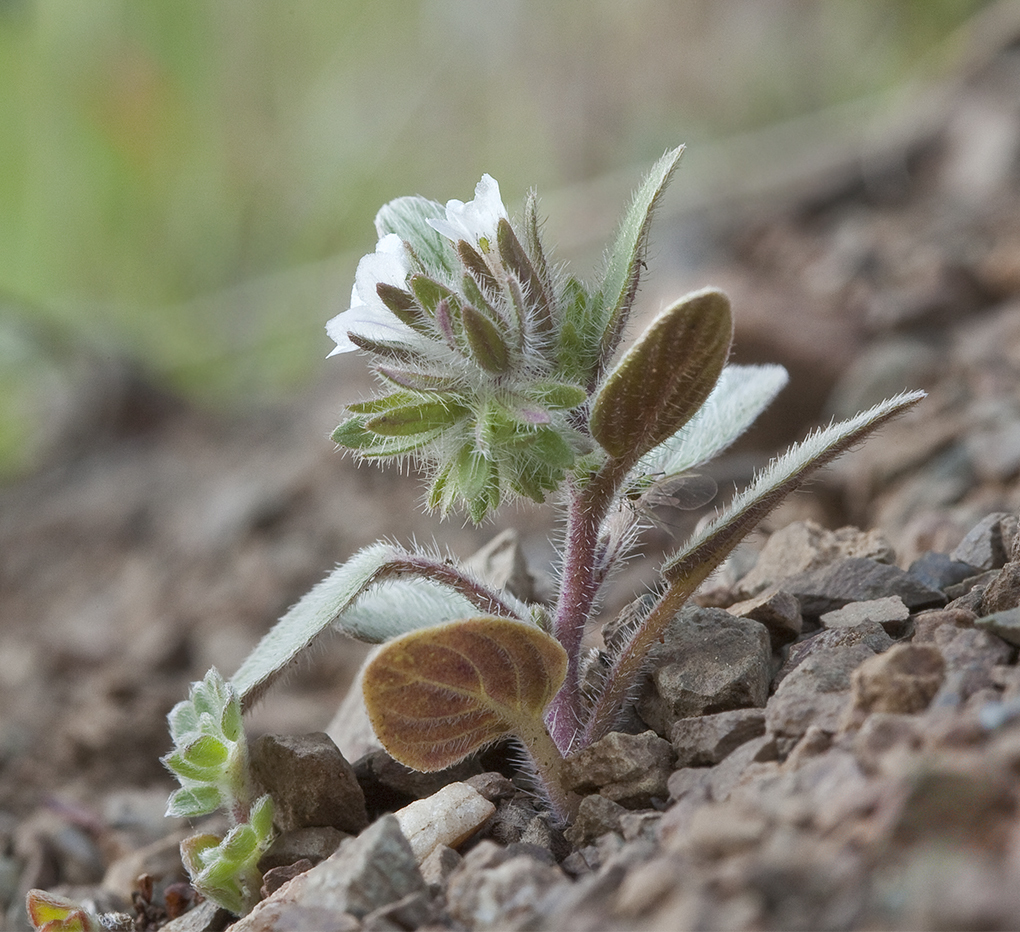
[327,176,600,522]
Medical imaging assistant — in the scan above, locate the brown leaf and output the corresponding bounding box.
[362,616,566,771]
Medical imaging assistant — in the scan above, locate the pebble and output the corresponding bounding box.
[670,708,766,767]
[980,560,1020,613]
[907,550,979,591]
[819,595,911,636]
[259,826,348,871]
[563,795,628,849]
[726,589,803,648]
[845,643,945,720]
[636,607,771,734]
[561,731,675,808]
[249,733,368,834]
[975,606,1020,646]
[780,557,946,616]
[950,511,1017,570]
[393,782,495,863]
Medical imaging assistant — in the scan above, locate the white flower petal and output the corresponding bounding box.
[326,233,415,356]
[427,173,508,250]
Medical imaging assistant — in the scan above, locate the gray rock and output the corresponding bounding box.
[735,521,895,600]
[445,841,568,931]
[352,747,481,811]
[560,730,675,808]
[726,588,803,648]
[775,620,894,686]
[160,899,233,932]
[231,815,426,931]
[951,512,1016,571]
[464,771,518,802]
[420,844,461,888]
[250,733,368,834]
[636,607,771,734]
[259,826,349,871]
[819,595,911,636]
[980,561,1020,614]
[931,626,1014,705]
[781,557,946,616]
[563,795,628,848]
[767,644,878,748]
[670,708,767,767]
[846,643,945,720]
[976,606,1020,646]
[907,551,979,591]
[361,890,436,931]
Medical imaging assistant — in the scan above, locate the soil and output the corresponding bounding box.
[6,11,1020,932]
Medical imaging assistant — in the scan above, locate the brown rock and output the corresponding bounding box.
[727,588,803,648]
[912,606,978,642]
[852,712,924,775]
[819,595,911,636]
[250,733,368,835]
[775,620,893,686]
[980,561,1020,613]
[951,511,1017,570]
[846,643,945,720]
[975,606,1020,647]
[670,708,767,767]
[561,731,675,808]
[259,826,349,871]
[563,795,627,849]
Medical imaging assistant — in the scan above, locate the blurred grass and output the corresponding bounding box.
[0,0,989,476]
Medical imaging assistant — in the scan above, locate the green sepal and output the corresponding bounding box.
[167,785,224,818]
[332,416,444,457]
[454,443,492,501]
[347,333,423,364]
[535,380,587,410]
[461,304,512,373]
[497,218,553,333]
[376,282,430,332]
[461,272,500,323]
[556,276,600,383]
[375,366,465,393]
[347,390,426,416]
[596,145,685,363]
[410,274,455,315]
[457,240,500,295]
[514,425,576,469]
[364,399,467,436]
[590,287,732,462]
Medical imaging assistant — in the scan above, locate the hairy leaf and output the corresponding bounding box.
[596,144,685,362]
[230,544,530,709]
[461,303,512,373]
[364,399,467,436]
[332,416,445,457]
[375,195,454,276]
[590,288,732,462]
[363,616,567,771]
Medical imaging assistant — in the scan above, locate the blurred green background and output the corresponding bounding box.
[0,0,989,476]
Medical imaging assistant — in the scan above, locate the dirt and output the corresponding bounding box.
[6,14,1020,932]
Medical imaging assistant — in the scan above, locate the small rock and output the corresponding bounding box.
[261,859,313,898]
[231,815,426,931]
[767,644,878,749]
[160,898,232,932]
[781,557,946,616]
[361,890,436,931]
[250,733,368,834]
[912,606,977,642]
[394,782,495,863]
[353,747,481,814]
[419,844,461,888]
[670,708,766,767]
[852,712,925,775]
[636,607,771,734]
[735,521,894,600]
[563,795,628,849]
[950,512,1016,570]
[944,569,1001,603]
[932,626,1014,705]
[464,771,518,802]
[819,595,911,636]
[976,606,1020,646]
[726,588,803,648]
[845,643,945,722]
[561,731,675,808]
[907,551,979,591]
[775,620,894,685]
[445,841,568,931]
[980,561,1020,613]
[259,826,348,871]
[683,801,770,860]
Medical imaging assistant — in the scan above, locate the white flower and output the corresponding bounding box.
[326,233,414,356]
[427,174,508,253]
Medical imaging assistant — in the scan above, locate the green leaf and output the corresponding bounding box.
[535,380,587,411]
[633,363,788,484]
[590,288,732,462]
[375,195,455,276]
[182,733,230,769]
[409,274,455,315]
[332,415,444,457]
[376,282,430,332]
[375,366,465,393]
[167,700,201,744]
[230,543,529,709]
[166,785,224,818]
[458,240,500,296]
[26,889,100,932]
[596,145,685,362]
[365,399,467,436]
[249,794,275,839]
[497,218,553,333]
[347,390,422,415]
[461,304,511,373]
[362,616,567,771]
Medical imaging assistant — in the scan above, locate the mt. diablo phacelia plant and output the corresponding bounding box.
[163,145,924,913]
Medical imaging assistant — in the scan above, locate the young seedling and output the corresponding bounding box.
[159,145,923,913]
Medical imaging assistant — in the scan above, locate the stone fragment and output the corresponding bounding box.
[766,644,877,749]
[250,733,368,834]
[735,520,894,600]
[819,595,911,636]
[445,841,568,931]
[944,569,1000,603]
[462,527,537,603]
[775,620,893,686]
[912,606,977,642]
[852,712,924,775]
[420,844,461,888]
[231,815,426,931]
[160,899,232,932]
[726,588,803,648]
[976,607,1020,646]
[950,511,1016,570]
[561,730,675,808]
[980,561,1020,614]
[563,795,628,849]
[845,643,945,721]
[780,558,945,616]
[907,551,979,591]
[261,859,314,898]
[636,607,771,734]
[394,782,495,863]
[670,708,766,767]
[259,826,349,871]
[931,626,1014,705]
[352,748,481,813]
[464,771,518,802]
[361,890,435,931]
[682,801,770,860]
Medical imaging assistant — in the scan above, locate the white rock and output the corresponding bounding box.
[395,782,496,862]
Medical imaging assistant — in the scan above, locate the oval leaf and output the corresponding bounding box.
[363,616,567,772]
[590,287,732,462]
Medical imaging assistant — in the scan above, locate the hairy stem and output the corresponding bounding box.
[517,719,579,823]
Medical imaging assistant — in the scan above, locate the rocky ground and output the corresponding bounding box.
[7,9,1020,932]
